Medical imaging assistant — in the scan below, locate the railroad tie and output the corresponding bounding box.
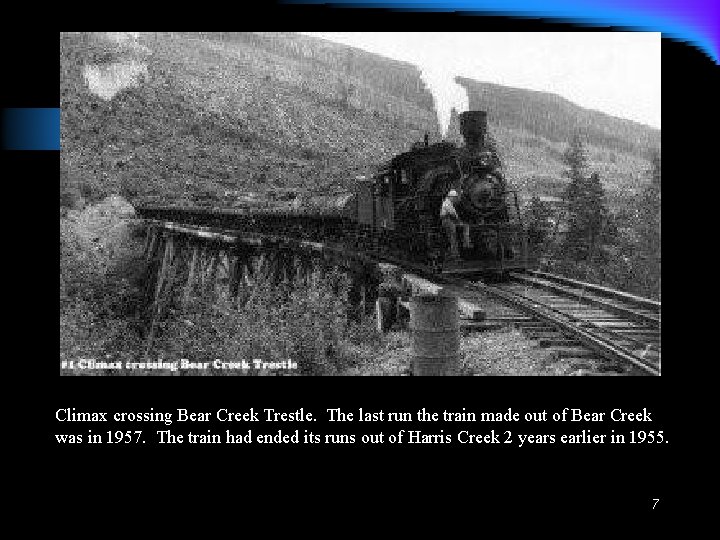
[539,337,582,347]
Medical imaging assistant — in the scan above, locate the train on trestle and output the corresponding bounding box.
[138,110,530,278]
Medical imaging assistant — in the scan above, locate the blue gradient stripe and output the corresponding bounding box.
[1,108,61,151]
[285,0,719,64]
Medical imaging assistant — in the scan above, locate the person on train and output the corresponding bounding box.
[440,189,472,259]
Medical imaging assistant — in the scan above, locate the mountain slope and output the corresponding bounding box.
[456,78,660,202]
[458,78,660,154]
[61,32,659,210]
[61,32,439,207]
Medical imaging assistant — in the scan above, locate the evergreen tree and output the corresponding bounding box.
[524,196,553,252]
[563,135,589,176]
[561,136,588,260]
[560,136,609,262]
[585,172,610,258]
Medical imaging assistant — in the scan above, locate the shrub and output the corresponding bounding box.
[60,215,147,367]
[61,201,390,375]
[152,268,382,375]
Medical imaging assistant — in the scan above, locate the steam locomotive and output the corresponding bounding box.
[138,110,528,276]
[343,110,528,275]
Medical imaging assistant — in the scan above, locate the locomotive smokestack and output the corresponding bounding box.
[459,111,487,152]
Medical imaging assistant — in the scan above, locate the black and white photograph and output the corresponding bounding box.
[59,31,661,376]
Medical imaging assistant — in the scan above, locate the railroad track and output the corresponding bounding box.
[138,214,661,376]
[436,270,661,376]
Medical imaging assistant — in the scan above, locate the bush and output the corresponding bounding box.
[152,268,381,375]
[60,201,390,375]
[60,215,146,368]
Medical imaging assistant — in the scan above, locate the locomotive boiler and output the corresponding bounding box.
[340,110,529,275]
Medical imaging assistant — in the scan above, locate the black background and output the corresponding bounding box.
[5,4,712,523]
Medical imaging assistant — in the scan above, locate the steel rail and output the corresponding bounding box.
[436,275,660,376]
[361,256,661,375]
[508,273,660,327]
[524,270,661,312]
[141,216,661,376]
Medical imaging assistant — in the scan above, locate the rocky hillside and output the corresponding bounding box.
[60,32,439,208]
[60,32,659,210]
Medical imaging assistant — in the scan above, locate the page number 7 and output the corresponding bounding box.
[652,499,660,509]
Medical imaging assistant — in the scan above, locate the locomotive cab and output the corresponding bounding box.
[355,170,402,231]
[359,164,422,232]
[354,110,530,276]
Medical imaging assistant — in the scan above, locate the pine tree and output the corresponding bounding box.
[524,196,553,252]
[562,135,589,186]
[561,136,589,260]
[585,172,610,257]
[561,136,609,263]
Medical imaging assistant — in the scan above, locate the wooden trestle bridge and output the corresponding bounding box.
[140,220,385,351]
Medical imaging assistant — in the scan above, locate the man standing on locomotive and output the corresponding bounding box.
[440,189,472,259]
